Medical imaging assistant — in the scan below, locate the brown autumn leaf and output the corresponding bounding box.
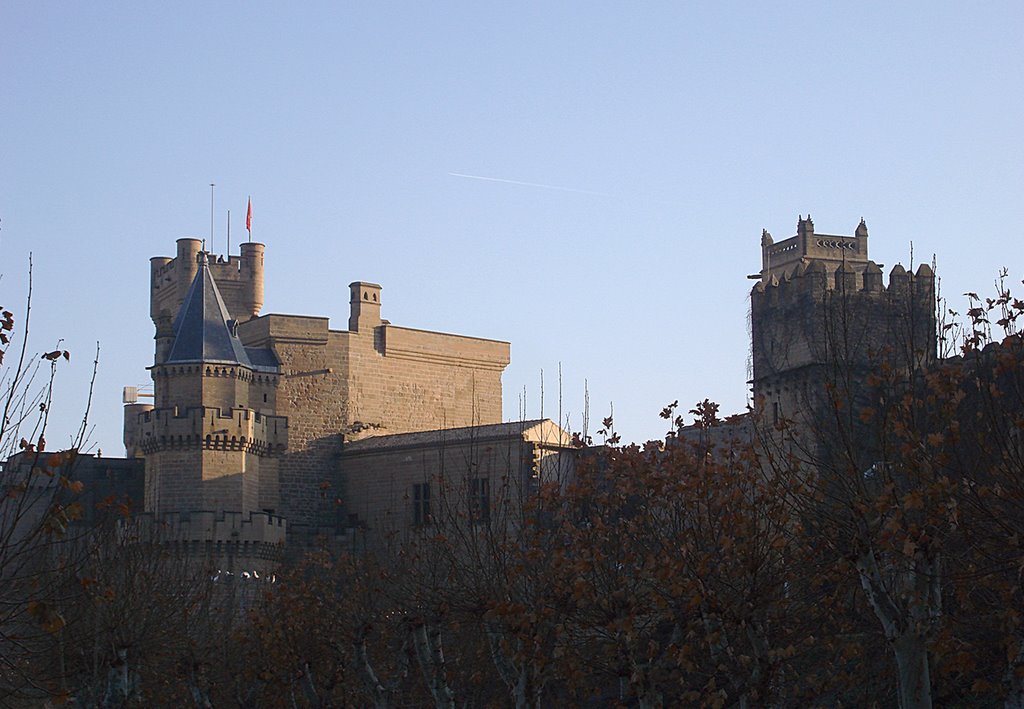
[26,601,65,634]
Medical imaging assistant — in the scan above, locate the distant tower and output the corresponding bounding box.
[750,217,935,451]
[133,251,287,516]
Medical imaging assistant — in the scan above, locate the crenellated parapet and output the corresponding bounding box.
[153,361,279,385]
[134,405,288,455]
[128,510,287,571]
[150,239,264,336]
[134,509,287,545]
[752,260,935,307]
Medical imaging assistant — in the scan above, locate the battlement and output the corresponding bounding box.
[752,260,934,305]
[152,361,279,384]
[151,239,264,333]
[133,509,287,544]
[127,510,287,571]
[135,405,288,455]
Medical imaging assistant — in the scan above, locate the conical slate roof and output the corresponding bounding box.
[165,253,253,367]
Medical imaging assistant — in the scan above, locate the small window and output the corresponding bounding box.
[772,401,780,425]
[470,478,490,524]
[413,483,431,526]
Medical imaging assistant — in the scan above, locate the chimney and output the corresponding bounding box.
[349,282,382,332]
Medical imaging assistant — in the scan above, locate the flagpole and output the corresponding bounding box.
[227,209,231,257]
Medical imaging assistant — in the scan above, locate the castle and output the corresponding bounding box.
[5,215,936,564]
[121,237,575,556]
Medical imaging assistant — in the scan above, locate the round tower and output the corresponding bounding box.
[240,242,265,318]
[176,238,202,304]
[123,402,154,459]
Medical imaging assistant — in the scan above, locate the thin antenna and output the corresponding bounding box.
[583,378,590,443]
[227,209,231,257]
[558,361,563,430]
[539,368,544,420]
[209,183,216,254]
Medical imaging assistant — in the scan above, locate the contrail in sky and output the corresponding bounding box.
[448,172,613,198]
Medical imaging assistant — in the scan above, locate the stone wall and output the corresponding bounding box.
[237,288,510,527]
[750,240,937,482]
[342,420,576,538]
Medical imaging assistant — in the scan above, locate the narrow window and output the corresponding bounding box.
[413,483,431,526]
[470,477,490,524]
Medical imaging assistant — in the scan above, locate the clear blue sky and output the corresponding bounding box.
[2,1,1022,454]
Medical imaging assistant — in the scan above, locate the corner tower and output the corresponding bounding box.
[750,216,935,429]
[133,251,287,517]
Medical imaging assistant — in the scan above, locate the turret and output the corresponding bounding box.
[835,261,857,293]
[123,402,154,458]
[760,229,774,276]
[150,256,172,321]
[889,264,909,295]
[239,242,265,317]
[863,261,883,293]
[855,217,869,256]
[176,238,202,304]
[804,259,828,292]
[797,214,814,253]
[151,256,176,365]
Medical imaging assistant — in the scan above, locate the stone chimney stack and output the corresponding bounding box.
[349,282,382,332]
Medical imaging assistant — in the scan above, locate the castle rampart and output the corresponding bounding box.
[128,510,287,573]
[135,405,288,455]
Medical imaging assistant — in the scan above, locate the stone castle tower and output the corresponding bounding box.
[136,244,286,517]
[750,215,936,439]
[127,238,511,532]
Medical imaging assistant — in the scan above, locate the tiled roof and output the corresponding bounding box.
[343,419,573,452]
[165,253,253,366]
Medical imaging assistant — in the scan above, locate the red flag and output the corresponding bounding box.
[245,197,252,234]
